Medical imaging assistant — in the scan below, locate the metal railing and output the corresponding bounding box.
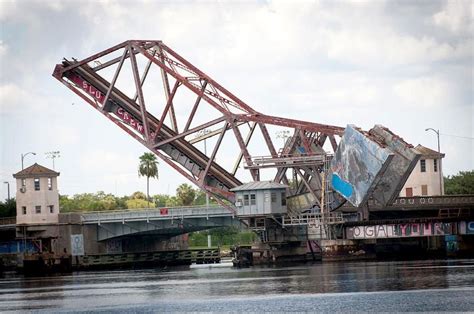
[245,153,326,169]
[0,217,16,226]
[282,212,344,226]
[81,205,234,224]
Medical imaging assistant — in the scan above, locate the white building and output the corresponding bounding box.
[400,145,445,197]
[13,163,60,225]
[230,181,288,216]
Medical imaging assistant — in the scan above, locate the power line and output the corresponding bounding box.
[440,133,474,140]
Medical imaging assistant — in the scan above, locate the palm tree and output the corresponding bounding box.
[138,152,159,207]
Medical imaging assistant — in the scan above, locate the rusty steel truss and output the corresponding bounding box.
[53,40,345,213]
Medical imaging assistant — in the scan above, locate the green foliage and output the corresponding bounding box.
[165,196,180,207]
[125,198,150,209]
[152,194,170,207]
[176,183,196,206]
[0,198,16,217]
[445,171,474,195]
[138,152,159,205]
[116,196,129,209]
[131,191,146,200]
[59,192,121,212]
[194,190,207,206]
[138,153,159,180]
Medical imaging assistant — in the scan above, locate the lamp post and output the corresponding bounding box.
[21,152,36,170]
[425,128,443,195]
[3,182,9,200]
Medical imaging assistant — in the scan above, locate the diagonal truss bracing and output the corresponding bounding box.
[53,40,345,213]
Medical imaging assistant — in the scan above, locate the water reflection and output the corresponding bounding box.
[0,259,473,311]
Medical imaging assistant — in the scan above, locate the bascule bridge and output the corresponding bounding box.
[49,40,474,261]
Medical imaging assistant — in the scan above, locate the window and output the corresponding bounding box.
[281,192,287,206]
[420,160,426,173]
[48,178,52,190]
[48,205,54,213]
[250,194,256,205]
[271,192,277,203]
[34,178,40,190]
[434,159,438,172]
[35,205,41,214]
[21,179,26,187]
[22,206,27,215]
[243,194,249,206]
[405,187,413,197]
[264,193,270,203]
[421,185,428,196]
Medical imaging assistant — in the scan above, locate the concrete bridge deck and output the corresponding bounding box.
[80,205,234,224]
[77,205,240,241]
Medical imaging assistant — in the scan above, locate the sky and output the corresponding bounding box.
[0,0,473,201]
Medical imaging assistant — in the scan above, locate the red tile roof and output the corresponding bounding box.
[415,144,445,158]
[13,163,60,178]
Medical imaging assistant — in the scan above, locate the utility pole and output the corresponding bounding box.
[45,151,61,170]
[3,182,10,200]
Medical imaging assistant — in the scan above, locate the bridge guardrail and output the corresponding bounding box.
[0,217,16,226]
[342,195,474,209]
[282,212,344,226]
[81,205,234,224]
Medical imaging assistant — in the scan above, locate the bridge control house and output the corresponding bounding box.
[13,163,60,254]
[14,164,60,225]
[231,182,288,216]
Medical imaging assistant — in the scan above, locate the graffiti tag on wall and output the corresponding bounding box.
[346,222,455,239]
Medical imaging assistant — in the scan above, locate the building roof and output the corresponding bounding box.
[13,163,60,179]
[415,144,445,159]
[230,181,288,192]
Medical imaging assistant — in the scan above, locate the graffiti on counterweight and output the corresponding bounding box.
[346,222,455,239]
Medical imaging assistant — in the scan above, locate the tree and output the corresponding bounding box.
[153,194,171,207]
[0,198,16,217]
[194,190,207,206]
[138,152,159,207]
[131,191,146,200]
[126,198,150,209]
[59,192,119,212]
[176,183,196,206]
[445,171,474,195]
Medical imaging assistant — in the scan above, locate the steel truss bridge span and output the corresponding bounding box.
[53,40,345,213]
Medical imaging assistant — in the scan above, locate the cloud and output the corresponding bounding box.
[0,40,7,57]
[0,83,34,114]
[433,0,473,34]
[79,149,137,174]
[393,77,454,108]
[0,0,472,198]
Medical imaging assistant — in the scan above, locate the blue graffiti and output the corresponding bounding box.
[332,173,353,198]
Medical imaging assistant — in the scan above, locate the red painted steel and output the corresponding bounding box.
[53,40,344,212]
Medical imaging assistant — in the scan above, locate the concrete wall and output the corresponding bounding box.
[16,177,59,224]
[400,157,444,197]
[56,213,189,256]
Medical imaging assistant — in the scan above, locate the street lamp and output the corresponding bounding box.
[425,128,443,195]
[45,151,61,170]
[21,152,36,170]
[3,182,9,200]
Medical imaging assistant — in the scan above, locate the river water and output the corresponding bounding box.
[0,259,473,312]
